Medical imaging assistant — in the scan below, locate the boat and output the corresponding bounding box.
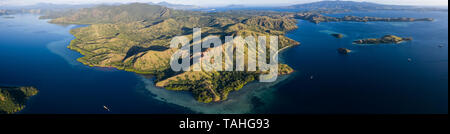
[103,105,111,112]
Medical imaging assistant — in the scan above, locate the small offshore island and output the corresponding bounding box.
[337,48,352,54]
[353,35,413,44]
[0,86,38,114]
[331,33,344,38]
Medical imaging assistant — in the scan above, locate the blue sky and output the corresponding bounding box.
[0,0,448,6]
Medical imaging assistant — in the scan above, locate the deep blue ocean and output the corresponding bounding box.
[0,11,447,114]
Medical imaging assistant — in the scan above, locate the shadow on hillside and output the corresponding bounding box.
[122,45,169,61]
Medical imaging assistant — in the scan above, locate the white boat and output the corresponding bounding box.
[103,105,111,112]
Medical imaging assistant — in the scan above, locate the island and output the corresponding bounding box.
[331,33,344,38]
[0,86,38,114]
[49,3,299,103]
[337,48,352,54]
[294,12,434,24]
[353,35,413,44]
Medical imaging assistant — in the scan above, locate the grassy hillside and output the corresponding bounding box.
[53,3,299,103]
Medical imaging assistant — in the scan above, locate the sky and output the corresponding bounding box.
[0,0,448,7]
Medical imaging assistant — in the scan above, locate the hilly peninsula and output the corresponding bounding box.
[49,3,299,103]
[0,86,38,114]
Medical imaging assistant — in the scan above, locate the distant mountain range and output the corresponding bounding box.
[1,3,95,10]
[283,0,448,12]
[0,3,96,16]
[1,0,448,16]
[149,2,202,10]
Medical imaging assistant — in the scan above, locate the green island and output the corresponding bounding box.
[49,3,298,103]
[0,86,38,114]
[353,35,413,44]
[331,33,344,38]
[337,48,352,54]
